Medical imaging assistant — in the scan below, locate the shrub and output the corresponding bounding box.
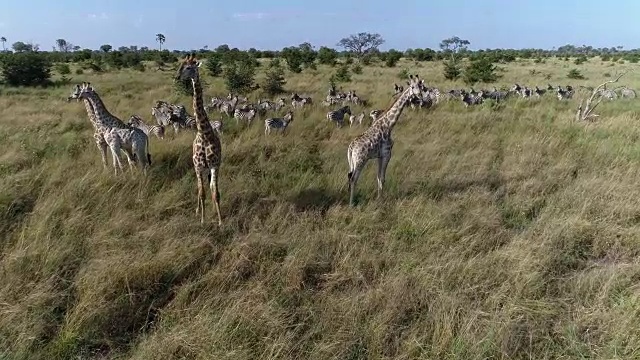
[384,50,402,67]
[351,64,363,74]
[261,58,286,96]
[333,64,351,83]
[567,68,586,80]
[132,63,145,72]
[463,57,500,85]
[443,59,462,80]
[223,59,256,94]
[205,53,223,77]
[397,68,409,79]
[55,63,71,75]
[75,69,84,75]
[0,52,52,86]
[574,56,587,65]
[317,47,338,66]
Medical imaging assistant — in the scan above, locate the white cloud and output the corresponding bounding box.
[232,12,270,20]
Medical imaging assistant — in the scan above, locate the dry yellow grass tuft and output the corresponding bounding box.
[2,57,640,359]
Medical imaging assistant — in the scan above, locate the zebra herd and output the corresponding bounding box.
[129,78,637,143]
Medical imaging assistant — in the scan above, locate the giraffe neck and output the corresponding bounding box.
[191,77,214,135]
[84,92,124,128]
[81,98,98,128]
[377,87,413,130]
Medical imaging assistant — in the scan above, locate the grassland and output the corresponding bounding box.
[1,56,640,359]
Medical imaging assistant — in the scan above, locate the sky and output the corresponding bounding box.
[0,0,639,52]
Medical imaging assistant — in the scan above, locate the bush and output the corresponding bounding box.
[261,58,286,96]
[443,59,462,80]
[75,68,84,75]
[384,50,402,67]
[132,63,145,72]
[463,57,500,85]
[205,53,223,77]
[567,68,586,80]
[0,52,52,86]
[574,56,587,65]
[55,63,71,75]
[397,68,409,80]
[333,64,351,83]
[351,64,363,74]
[223,59,256,94]
[317,47,338,66]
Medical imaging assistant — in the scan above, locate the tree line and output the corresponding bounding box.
[1,32,639,89]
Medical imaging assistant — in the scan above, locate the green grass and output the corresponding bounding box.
[2,57,640,359]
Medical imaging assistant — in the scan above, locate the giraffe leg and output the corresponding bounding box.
[109,143,123,176]
[195,171,206,224]
[348,166,363,207]
[95,134,108,168]
[377,156,391,200]
[210,167,222,226]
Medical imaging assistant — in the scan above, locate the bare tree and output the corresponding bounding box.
[575,71,629,121]
[337,32,385,58]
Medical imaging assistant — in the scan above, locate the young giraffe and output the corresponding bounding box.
[175,54,223,225]
[346,74,425,206]
[72,82,151,175]
[67,84,109,168]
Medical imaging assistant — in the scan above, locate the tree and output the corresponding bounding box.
[261,58,287,96]
[317,46,338,66]
[100,44,112,53]
[337,32,385,58]
[0,37,6,51]
[12,41,33,52]
[439,36,470,61]
[56,39,67,52]
[463,57,500,85]
[205,52,223,77]
[155,33,165,50]
[0,52,52,86]
[223,57,256,94]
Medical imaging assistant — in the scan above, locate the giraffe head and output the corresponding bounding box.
[67,84,82,102]
[67,82,95,102]
[175,53,202,83]
[405,75,425,99]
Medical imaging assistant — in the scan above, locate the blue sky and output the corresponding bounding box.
[0,0,638,51]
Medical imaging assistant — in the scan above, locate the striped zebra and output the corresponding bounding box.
[556,85,574,100]
[151,101,185,135]
[265,110,294,135]
[128,115,165,140]
[291,93,312,108]
[326,105,351,127]
[234,107,258,125]
[210,120,222,136]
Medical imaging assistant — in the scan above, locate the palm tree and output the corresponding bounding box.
[0,37,6,51]
[155,33,165,51]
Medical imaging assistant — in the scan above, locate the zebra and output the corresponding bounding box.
[210,120,223,136]
[265,110,294,135]
[599,88,618,100]
[326,105,351,127]
[349,112,365,127]
[151,101,185,135]
[556,86,574,100]
[128,115,165,140]
[461,92,483,107]
[220,96,239,117]
[534,86,546,97]
[291,93,312,108]
[234,107,258,125]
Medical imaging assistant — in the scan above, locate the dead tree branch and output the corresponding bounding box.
[576,71,629,122]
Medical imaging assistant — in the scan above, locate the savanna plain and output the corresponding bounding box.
[2,57,640,360]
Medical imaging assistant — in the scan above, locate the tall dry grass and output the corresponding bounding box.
[1,57,640,359]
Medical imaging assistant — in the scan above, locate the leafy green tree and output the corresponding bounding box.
[261,58,287,96]
[0,37,6,51]
[205,52,223,77]
[318,46,338,66]
[0,52,52,86]
[337,32,385,58]
[463,57,500,85]
[100,44,112,53]
[155,33,165,50]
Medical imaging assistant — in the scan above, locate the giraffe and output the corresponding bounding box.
[71,82,151,175]
[67,84,109,168]
[346,74,425,206]
[175,54,223,225]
